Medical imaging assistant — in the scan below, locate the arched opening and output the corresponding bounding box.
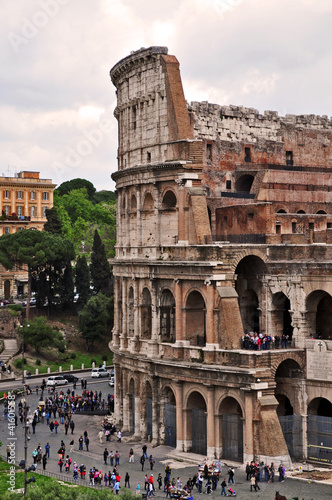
[187,391,207,455]
[306,290,332,339]
[160,191,178,246]
[4,280,10,299]
[307,397,332,463]
[164,387,176,448]
[130,194,137,246]
[276,395,294,416]
[128,287,134,338]
[129,378,135,433]
[316,210,326,214]
[144,381,153,440]
[186,291,206,346]
[162,190,177,209]
[235,256,268,334]
[235,175,254,193]
[277,209,287,214]
[219,397,243,462]
[160,289,175,343]
[275,359,303,460]
[297,210,306,214]
[141,288,152,340]
[142,193,155,246]
[272,292,293,342]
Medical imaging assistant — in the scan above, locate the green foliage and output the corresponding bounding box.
[44,206,63,234]
[36,358,41,365]
[79,292,112,350]
[75,255,91,308]
[22,317,64,354]
[56,178,96,200]
[8,304,23,312]
[14,359,22,369]
[70,352,76,359]
[90,230,113,296]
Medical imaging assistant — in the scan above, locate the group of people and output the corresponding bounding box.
[246,461,286,492]
[242,331,290,350]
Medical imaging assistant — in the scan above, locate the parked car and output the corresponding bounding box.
[109,376,115,387]
[46,375,68,386]
[62,374,79,384]
[91,367,110,378]
[0,299,10,306]
[22,297,37,307]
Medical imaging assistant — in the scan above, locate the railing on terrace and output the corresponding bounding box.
[0,215,31,222]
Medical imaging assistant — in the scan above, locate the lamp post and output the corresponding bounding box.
[20,323,25,385]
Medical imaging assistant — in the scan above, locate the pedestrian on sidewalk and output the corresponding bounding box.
[125,471,130,488]
[70,420,75,434]
[117,430,122,442]
[220,478,227,496]
[140,454,145,471]
[104,448,109,465]
[85,437,89,452]
[70,439,74,453]
[42,454,47,470]
[129,447,134,463]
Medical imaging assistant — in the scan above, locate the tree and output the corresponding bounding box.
[0,230,75,319]
[90,229,112,296]
[75,255,91,308]
[79,293,112,350]
[55,178,96,200]
[21,317,64,354]
[44,207,63,234]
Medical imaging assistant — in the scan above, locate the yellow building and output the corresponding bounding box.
[0,171,55,298]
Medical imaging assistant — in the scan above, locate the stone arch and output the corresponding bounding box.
[160,289,175,342]
[141,287,152,339]
[274,359,302,413]
[235,174,254,193]
[308,397,332,416]
[272,292,293,340]
[276,395,294,416]
[128,287,134,338]
[160,189,178,245]
[142,379,153,440]
[130,193,137,246]
[271,354,304,378]
[129,377,136,433]
[277,209,287,214]
[186,390,207,455]
[316,210,327,214]
[218,396,243,462]
[142,192,155,246]
[185,290,206,346]
[306,290,332,339]
[230,248,268,275]
[235,255,268,333]
[160,384,177,448]
[162,189,177,208]
[297,209,306,214]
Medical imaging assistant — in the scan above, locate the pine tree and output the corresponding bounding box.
[75,255,91,308]
[90,230,112,296]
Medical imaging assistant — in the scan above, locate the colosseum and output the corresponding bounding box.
[109,46,332,466]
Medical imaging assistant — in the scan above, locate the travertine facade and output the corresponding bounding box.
[109,47,332,465]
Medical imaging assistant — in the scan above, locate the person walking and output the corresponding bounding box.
[125,471,130,488]
[64,421,69,435]
[42,454,47,470]
[220,478,227,496]
[104,448,109,465]
[70,439,74,453]
[157,473,162,490]
[78,436,83,451]
[45,442,50,458]
[117,430,122,442]
[58,458,63,473]
[148,454,154,470]
[70,420,75,434]
[129,448,134,463]
[140,454,145,471]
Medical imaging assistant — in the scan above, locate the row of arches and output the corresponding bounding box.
[277,209,327,214]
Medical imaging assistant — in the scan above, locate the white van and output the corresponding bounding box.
[91,367,110,378]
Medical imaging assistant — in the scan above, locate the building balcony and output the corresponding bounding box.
[0,215,31,222]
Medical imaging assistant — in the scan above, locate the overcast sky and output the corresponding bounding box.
[2,0,332,191]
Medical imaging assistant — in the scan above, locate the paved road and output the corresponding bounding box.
[1,378,332,499]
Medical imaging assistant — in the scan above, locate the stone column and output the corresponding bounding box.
[125,190,130,248]
[136,188,142,247]
[120,279,127,350]
[134,395,141,440]
[151,378,159,446]
[206,385,216,459]
[174,279,184,342]
[174,381,184,451]
[133,279,140,351]
[150,280,159,357]
[205,284,216,346]
[177,182,186,243]
[153,184,160,248]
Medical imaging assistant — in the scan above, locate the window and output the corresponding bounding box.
[276,224,281,235]
[286,151,293,166]
[309,222,314,231]
[17,206,23,217]
[4,190,9,199]
[30,206,36,217]
[132,106,137,130]
[327,223,332,229]
[4,205,9,216]
[17,190,23,199]
[30,191,36,200]
[4,227,10,234]
[292,222,296,234]
[43,206,48,217]
[226,180,232,190]
[147,152,151,162]
[43,192,48,201]
[207,143,212,161]
[248,212,254,220]
[245,147,251,163]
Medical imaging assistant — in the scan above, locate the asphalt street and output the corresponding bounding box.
[1,376,332,499]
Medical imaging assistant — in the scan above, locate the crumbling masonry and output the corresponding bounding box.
[109,46,332,465]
